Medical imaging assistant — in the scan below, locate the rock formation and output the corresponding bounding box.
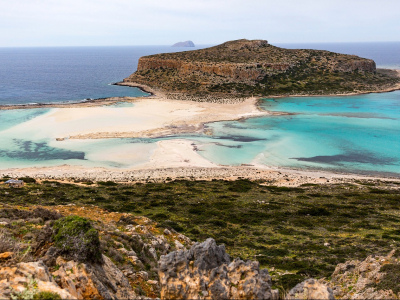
[172,41,195,47]
[0,205,193,299]
[323,249,400,299]
[158,238,279,299]
[121,39,400,100]
[286,279,334,300]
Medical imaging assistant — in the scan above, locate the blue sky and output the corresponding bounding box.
[1,0,399,47]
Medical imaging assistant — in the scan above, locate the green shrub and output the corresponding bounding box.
[53,216,101,263]
[18,177,36,183]
[371,263,400,294]
[33,291,62,300]
[97,181,117,186]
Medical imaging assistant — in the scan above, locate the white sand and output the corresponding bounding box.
[133,139,218,169]
[2,97,268,140]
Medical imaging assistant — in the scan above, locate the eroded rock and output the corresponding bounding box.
[323,250,400,299]
[286,279,334,300]
[158,238,279,299]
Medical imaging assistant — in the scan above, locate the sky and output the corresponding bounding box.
[1,0,399,47]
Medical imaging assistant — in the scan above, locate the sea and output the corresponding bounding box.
[0,42,399,176]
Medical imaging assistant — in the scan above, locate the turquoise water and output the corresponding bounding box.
[0,91,399,176]
[194,92,400,175]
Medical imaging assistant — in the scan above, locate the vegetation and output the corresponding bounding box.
[1,177,400,290]
[53,215,101,263]
[372,263,400,294]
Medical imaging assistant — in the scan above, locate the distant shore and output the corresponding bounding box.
[2,69,398,111]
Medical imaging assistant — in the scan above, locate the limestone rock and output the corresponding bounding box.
[324,250,400,299]
[53,255,136,300]
[286,279,334,300]
[0,260,74,299]
[158,238,278,299]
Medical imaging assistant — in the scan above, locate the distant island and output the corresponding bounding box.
[172,40,195,47]
[121,39,400,101]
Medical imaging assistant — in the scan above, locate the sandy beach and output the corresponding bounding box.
[1,96,271,141]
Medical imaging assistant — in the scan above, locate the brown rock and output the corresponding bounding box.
[53,255,137,300]
[0,252,13,260]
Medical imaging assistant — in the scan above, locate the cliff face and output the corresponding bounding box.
[120,39,398,99]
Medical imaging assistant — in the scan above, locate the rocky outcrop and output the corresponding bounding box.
[323,249,400,299]
[52,255,136,299]
[158,238,279,299]
[0,205,193,299]
[172,41,195,47]
[119,39,396,99]
[0,260,74,299]
[286,279,334,300]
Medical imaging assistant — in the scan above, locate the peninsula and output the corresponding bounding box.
[120,39,400,101]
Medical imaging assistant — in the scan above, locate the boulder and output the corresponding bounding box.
[158,238,279,299]
[286,279,334,300]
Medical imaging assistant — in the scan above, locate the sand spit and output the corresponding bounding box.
[4,96,270,141]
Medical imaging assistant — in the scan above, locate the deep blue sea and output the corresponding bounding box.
[0,42,399,176]
[0,45,211,105]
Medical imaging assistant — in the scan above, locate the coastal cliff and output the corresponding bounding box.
[122,39,400,100]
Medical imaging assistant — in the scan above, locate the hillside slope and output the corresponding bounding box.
[121,39,400,100]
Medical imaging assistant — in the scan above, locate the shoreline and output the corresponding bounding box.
[117,69,400,101]
[1,163,399,187]
[2,69,399,111]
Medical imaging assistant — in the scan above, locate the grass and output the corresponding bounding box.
[1,178,400,290]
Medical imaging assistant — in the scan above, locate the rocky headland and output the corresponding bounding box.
[120,39,400,101]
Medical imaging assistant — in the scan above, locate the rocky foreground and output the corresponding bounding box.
[1,204,399,299]
[121,39,400,101]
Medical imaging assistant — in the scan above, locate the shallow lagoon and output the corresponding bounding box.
[0,91,399,176]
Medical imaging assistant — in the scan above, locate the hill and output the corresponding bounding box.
[121,39,400,100]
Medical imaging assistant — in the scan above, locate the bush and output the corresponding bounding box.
[33,291,62,300]
[18,177,36,183]
[53,216,102,263]
[297,207,331,216]
[98,181,118,186]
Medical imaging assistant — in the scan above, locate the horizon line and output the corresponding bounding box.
[1,40,400,49]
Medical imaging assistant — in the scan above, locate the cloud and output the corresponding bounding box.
[0,0,399,46]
